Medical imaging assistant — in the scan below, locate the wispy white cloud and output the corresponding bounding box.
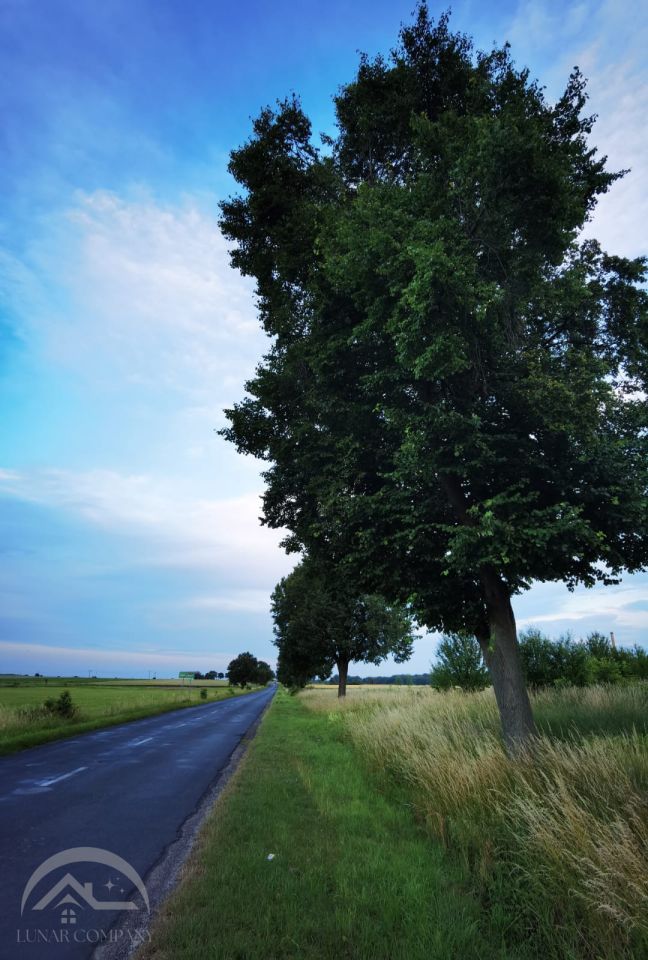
[0,466,292,583]
[516,581,648,636]
[0,640,263,676]
[185,591,273,614]
[6,190,265,404]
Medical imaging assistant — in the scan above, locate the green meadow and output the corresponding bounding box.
[0,676,250,754]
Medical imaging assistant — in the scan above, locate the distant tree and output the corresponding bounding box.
[226,652,260,688]
[255,660,275,685]
[518,628,563,688]
[217,671,225,680]
[518,628,648,687]
[271,558,415,696]
[585,631,613,659]
[204,670,218,680]
[430,634,489,692]
[219,5,648,751]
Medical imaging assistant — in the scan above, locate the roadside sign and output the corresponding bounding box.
[178,671,195,679]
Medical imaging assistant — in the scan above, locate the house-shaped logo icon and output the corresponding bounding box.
[32,872,140,918]
[21,847,150,920]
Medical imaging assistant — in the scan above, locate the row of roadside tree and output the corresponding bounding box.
[218,5,648,752]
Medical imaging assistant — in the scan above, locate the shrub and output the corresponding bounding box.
[430,634,489,692]
[200,688,208,700]
[43,690,78,719]
[590,657,623,685]
[586,631,613,659]
[518,628,561,687]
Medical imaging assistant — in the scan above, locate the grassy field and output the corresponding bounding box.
[0,677,254,754]
[140,682,648,960]
[0,675,229,687]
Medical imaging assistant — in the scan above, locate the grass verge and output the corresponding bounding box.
[304,683,648,959]
[0,685,258,755]
[138,691,525,960]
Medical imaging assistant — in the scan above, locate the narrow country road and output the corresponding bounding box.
[0,684,276,960]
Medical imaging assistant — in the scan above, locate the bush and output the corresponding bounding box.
[42,690,78,719]
[590,657,623,685]
[200,688,208,700]
[518,629,648,688]
[518,628,561,687]
[430,634,489,692]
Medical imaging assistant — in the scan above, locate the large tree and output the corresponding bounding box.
[271,559,415,696]
[226,651,260,688]
[219,6,647,750]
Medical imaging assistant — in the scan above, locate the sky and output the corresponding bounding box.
[1,0,646,678]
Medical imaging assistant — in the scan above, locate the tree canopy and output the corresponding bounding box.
[226,652,275,688]
[219,5,647,749]
[430,634,490,692]
[271,558,415,696]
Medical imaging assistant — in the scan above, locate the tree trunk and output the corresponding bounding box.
[337,659,349,698]
[438,474,536,753]
[478,568,537,755]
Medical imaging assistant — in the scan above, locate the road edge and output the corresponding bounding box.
[93,686,277,960]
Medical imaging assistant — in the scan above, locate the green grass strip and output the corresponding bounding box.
[140,692,520,960]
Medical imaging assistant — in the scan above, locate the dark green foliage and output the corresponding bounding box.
[272,557,415,695]
[227,652,261,688]
[43,689,78,719]
[200,688,208,700]
[430,634,490,691]
[255,661,275,685]
[226,654,275,687]
[219,4,648,743]
[519,629,648,687]
[517,628,591,687]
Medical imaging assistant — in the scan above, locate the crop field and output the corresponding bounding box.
[0,676,246,754]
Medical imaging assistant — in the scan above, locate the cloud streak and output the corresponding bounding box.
[0,466,291,582]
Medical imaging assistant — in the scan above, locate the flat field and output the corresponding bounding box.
[0,676,249,754]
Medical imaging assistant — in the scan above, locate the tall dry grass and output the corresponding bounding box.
[302,683,648,958]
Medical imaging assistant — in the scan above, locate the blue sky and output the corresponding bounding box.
[1,0,646,677]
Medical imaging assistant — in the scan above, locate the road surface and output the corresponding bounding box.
[0,685,276,960]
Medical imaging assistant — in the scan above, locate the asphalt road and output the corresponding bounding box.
[0,684,276,960]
